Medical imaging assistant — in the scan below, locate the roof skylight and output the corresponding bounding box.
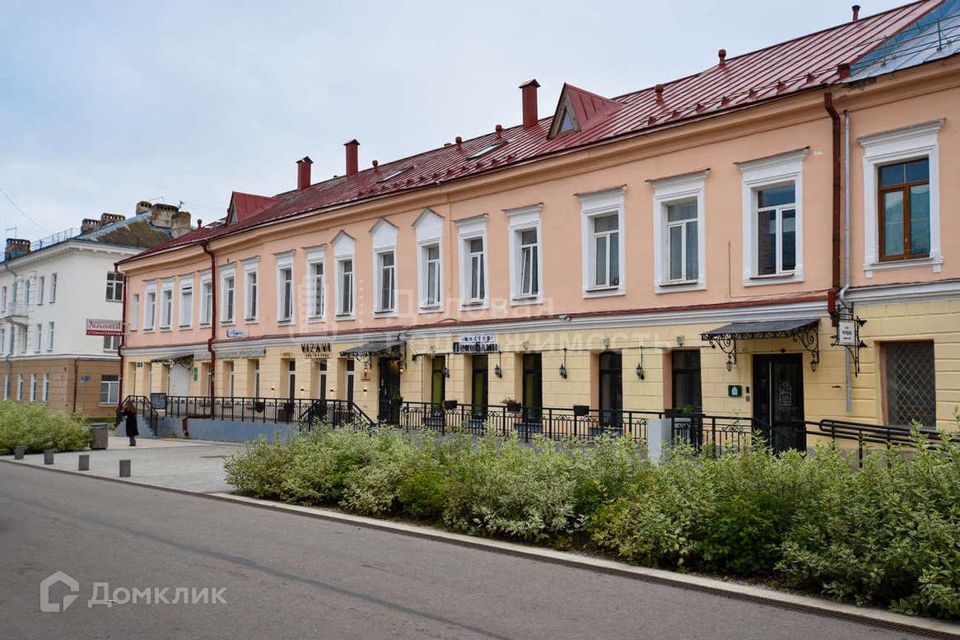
[466,141,506,160]
[377,166,413,183]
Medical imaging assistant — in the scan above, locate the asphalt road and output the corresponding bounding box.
[0,463,924,640]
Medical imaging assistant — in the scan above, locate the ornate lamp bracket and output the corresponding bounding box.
[792,324,821,372]
[703,334,738,371]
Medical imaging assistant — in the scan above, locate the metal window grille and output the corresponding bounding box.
[885,341,936,427]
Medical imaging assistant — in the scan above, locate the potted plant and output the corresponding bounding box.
[502,398,521,413]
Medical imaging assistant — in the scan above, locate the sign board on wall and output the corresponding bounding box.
[453,335,499,354]
[86,319,122,336]
[837,320,856,347]
[300,343,333,358]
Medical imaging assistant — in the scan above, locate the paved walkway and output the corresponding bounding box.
[5,436,243,493]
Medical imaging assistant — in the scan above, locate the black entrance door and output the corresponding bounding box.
[598,351,622,427]
[470,355,488,420]
[753,354,805,452]
[521,353,542,424]
[378,358,401,424]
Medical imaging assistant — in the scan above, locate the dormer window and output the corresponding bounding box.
[558,108,575,133]
[466,141,505,160]
[548,83,620,139]
[377,166,413,183]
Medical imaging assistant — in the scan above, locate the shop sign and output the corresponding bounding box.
[217,348,266,360]
[837,320,856,347]
[453,334,499,354]
[300,342,332,358]
[225,328,245,338]
[86,319,122,336]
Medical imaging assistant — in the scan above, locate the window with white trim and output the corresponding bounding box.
[578,188,625,296]
[859,120,943,277]
[338,259,354,317]
[130,294,139,331]
[106,271,123,301]
[738,149,806,284]
[305,249,325,320]
[30,374,36,402]
[42,374,49,402]
[276,253,294,323]
[200,275,213,325]
[414,209,445,311]
[47,321,54,351]
[100,374,119,405]
[179,278,193,328]
[331,233,355,319]
[243,260,258,322]
[220,270,236,323]
[1,286,6,312]
[159,281,173,329]
[16,374,23,400]
[37,276,44,306]
[505,205,543,304]
[456,215,488,308]
[377,251,395,312]
[24,279,30,306]
[103,335,120,352]
[49,273,57,303]
[651,171,706,292]
[370,220,398,315]
[34,323,41,353]
[144,285,157,330]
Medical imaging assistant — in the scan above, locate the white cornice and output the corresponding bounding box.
[846,279,960,305]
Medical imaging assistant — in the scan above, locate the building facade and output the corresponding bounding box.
[120,1,960,436]
[1,204,191,417]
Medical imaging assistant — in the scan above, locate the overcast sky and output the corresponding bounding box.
[0,0,908,240]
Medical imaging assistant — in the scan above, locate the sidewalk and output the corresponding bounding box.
[4,436,244,493]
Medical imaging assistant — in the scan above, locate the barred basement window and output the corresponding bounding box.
[883,341,936,427]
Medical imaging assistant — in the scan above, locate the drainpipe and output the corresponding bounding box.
[201,241,217,398]
[841,110,853,412]
[115,261,126,412]
[1,262,17,400]
[824,92,842,324]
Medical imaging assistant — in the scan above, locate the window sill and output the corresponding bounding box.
[460,300,488,310]
[335,314,356,322]
[373,309,398,318]
[864,255,943,278]
[159,328,173,333]
[243,318,259,324]
[220,321,236,327]
[583,287,624,299]
[306,316,325,324]
[511,296,542,307]
[179,324,193,330]
[106,299,122,303]
[419,305,443,314]
[277,319,295,326]
[743,272,803,287]
[656,280,705,294]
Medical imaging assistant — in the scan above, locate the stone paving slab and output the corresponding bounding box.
[2,436,244,493]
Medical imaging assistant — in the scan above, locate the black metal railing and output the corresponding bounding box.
[298,398,376,431]
[163,395,324,424]
[123,395,159,436]
[397,401,659,442]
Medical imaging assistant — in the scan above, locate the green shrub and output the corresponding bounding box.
[0,401,90,454]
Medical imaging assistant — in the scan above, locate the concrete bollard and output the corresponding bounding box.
[119,459,131,477]
[78,454,90,471]
[43,449,55,465]
[13,445,26,460]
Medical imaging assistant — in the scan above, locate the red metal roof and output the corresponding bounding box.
[228,191,283,223]
[126,0,941,263]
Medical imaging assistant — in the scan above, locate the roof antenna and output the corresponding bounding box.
[851,4,861,21]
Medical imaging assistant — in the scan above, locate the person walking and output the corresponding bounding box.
[120,400,139,446]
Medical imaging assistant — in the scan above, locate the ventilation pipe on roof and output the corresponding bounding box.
[455,136,463,150]
[495,124,503,139]
[297,156,313,191]
[851,4,861,21]
[519,79,540,128]
[718,49,727,67]
[655,84,664,103]
[344,139,359,177]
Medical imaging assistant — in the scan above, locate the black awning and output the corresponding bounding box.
[700,318,819,340]
[339,340,403,357]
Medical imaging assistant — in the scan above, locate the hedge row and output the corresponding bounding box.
[225,423,960,619]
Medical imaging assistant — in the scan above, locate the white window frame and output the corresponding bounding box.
[242,259,259,322]
[0,286,6,312]
[332,233,356,320]
[106,271,123,302]
[47,321,54,351]
[456,214,488,309]
[275,252,295,324]
[100,375,119,405]
[42,373,49,402]
[24,278,31,306]
[130,293,139,331]
[219,267,236,324]
[143,283,157,331]
[578,187,626,297]
[738,148,807,286]
[103,335,120,352]
[49,273,57,303]
[16,374,23,401]
[370,220,398,316]
[414,209,445,312]
[37,276,44,306]
[199,271,213,326]
[178,276,194,328]
[650,170,707,293]
[159,280,174,329]
[506,205,543,305]
[859,120,943,278]
[305,248,326,321]
[34,323,41,353]
[30,373,36,402]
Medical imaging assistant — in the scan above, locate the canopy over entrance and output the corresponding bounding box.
[700,318,820,371]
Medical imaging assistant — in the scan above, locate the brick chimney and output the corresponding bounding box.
[171,211,192,238]
[520,79,540,129]
[344,140,359,177]
[4,238,30,261]
[100,213,126,227]
[81,218,102,234]
[297,156,313,191]
[852,4,861,21]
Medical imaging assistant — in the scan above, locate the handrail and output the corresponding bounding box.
[122,395,159,436]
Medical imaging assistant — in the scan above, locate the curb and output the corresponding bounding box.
[3,458,959,638]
